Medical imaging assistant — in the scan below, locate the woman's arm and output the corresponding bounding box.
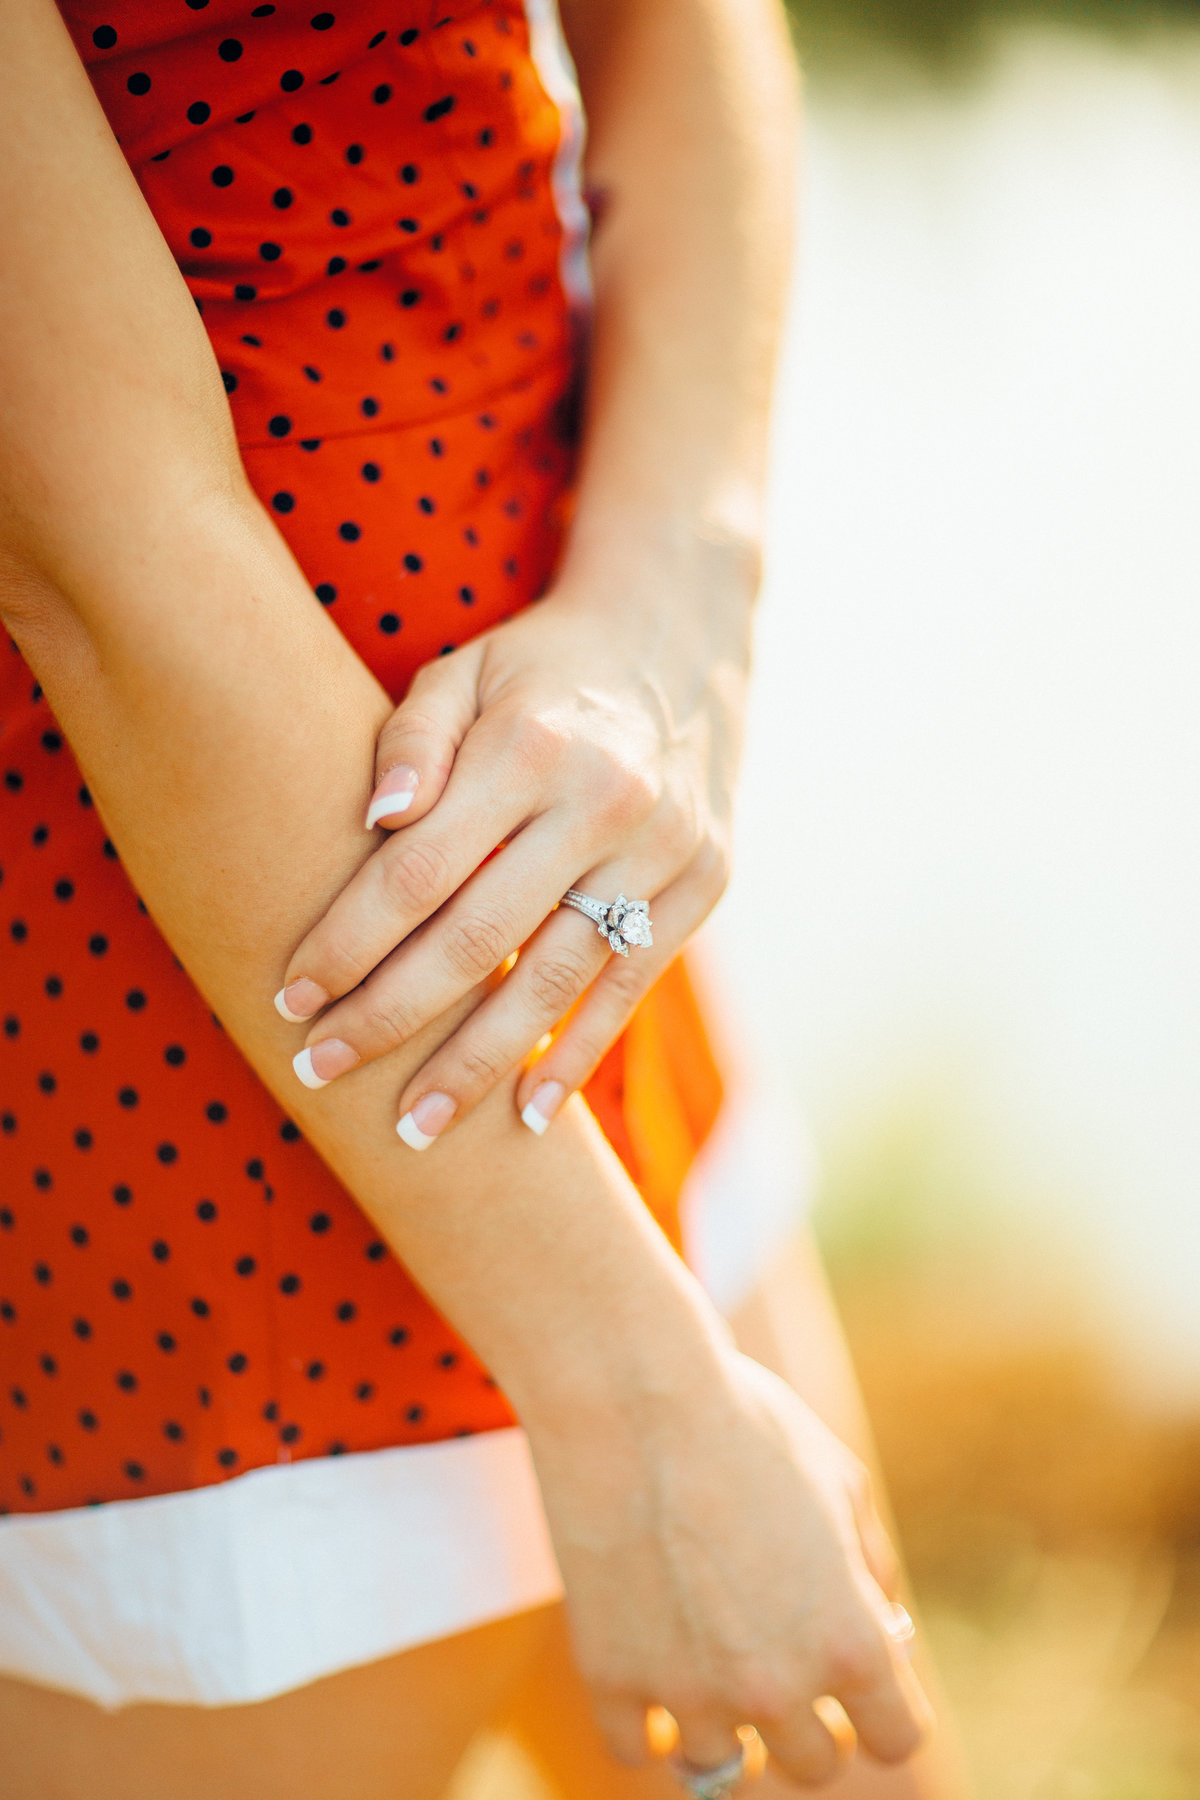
[0,0,926,1777]
[268,0,799,1139]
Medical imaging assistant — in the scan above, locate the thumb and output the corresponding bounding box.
[365,645,481,831]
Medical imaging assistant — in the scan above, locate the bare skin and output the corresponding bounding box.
[0,1235,967,1800]
[0,0,957,1786]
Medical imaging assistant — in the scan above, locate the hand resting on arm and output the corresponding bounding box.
[0,0,930,1780]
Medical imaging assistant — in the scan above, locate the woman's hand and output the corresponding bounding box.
[525,1342,931,1786]
[275,525,756,1146]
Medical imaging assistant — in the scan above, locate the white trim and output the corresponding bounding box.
[522,0,592,311]
[0,1429,561,1710]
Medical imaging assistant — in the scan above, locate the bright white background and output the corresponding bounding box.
[710,27,1200,1396]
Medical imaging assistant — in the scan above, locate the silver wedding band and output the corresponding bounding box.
[558,888,654,957]
[670,1743,748,1800]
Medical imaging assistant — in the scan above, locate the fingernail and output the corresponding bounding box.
[521,1080,565,1137]
[366,765,419,831]
[293,1039,359,1089]
[396,1090,456,1150]
[274,978,330,1023]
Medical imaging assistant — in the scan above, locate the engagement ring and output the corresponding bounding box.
[559,889,653,957]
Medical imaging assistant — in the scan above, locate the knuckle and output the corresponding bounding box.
[379,837,452,915]
[441,908,514,982]
[508,709,569,784]
[825,1621,887,1696]
[592,756,657,832]
[455,1036,512,1090]
[526,948,594,1015]
[360,986,423,1049]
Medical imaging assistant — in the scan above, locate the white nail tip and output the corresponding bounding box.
[396,1112,435,1151]
[275,989,307,1024]
[520,1101,551,1137]
[366,789,415,830]
[292,1048,329,1090]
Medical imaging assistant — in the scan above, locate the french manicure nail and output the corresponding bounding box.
[293,1038,359,1089]
[521,1079,565,1137]
[274,978,330,1023]
[396,1090,456,1150]
[365,765,419,831]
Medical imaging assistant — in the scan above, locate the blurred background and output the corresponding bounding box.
[717,1,1200,1792]
[460,4,1200,1796]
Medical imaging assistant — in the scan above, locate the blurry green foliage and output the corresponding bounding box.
[785,0,1200,72]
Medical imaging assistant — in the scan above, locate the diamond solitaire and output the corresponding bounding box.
[559,889,654,957]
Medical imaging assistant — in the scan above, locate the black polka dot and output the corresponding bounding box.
[399,27,419,45]
[79,1409,98,1431]
[368,28,386,45]
[72,1318,91,1340]
[112,1279,132,1300]
[400,163,419,184]
[118,1088,139,1109]
[282,71,306,94]
[235,1256,256,1276]
[418,496,435,514]
[187,101,211,126]
[151,1240,171,1262]
[206,1101,228,1122]
[346,143,364,164]
[326,255,347,276]
[423,95,455,123]
[233,283,257,302]
[54,879,74,902]
[326,307,346,329]
[156,1143,178,1165]
[404,552,423,573]
[189,226,213,248]
[124,1461,146,1481]
[112,1184,133,1206]
[315,583,337,605]
[191,1297,210,1318]
[164,1421,184,1441]
[379,613,400,635]
[366,1241,386,1261]
[259,241,283,261]
[400,288,421,308]
[335,1300,356,1322]
[164,1045,186,1067]
[211,165,235,187]
[279,1273,301,1295]
[272,492,295,514]
[92,24,118,48]
[196,1200,217,1222]
[355,1382,374,1401]
[245,1158,264,1181]
[126,72,152,96]
[338,521,361,542]
[45,975,63,997]
[227,1351,247,1372]
[218,38,243,61]
[273,187,294,209]
[306,1360,325,1380]
[280,1119,301,1142]
[116,1370,138,1392]
[38,1071,56,1093]
[280,1422,301,1444]
[361,396,380,417]
[309,1212,331,1233]
[74,1127,93,1150]
[373,83,393,104]
[222,371,238,394]
[361,462,381,482]
[268,415,292,438]
[158,1331,176,1351]
[81,1032,100,1053]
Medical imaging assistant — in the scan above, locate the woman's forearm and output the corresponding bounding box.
[560,0,798,591]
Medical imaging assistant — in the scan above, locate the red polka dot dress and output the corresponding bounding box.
[0,0,724,1557]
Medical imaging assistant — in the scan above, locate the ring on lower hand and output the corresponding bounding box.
[667,1725,766,1797]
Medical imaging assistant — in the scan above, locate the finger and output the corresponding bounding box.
[589,1693,654,1768]
[294,818,587,1090]
[756,1704,842,1788]
[364,643,482,831]
[391,903,613,1141]
[672,1711,746,1773]
[847,1465,902,1601]
[515,858,719,1130]
[275,711,540,1024]
[825,1610,932,1766]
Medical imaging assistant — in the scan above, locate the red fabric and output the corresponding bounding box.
[0,0,721,1517]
